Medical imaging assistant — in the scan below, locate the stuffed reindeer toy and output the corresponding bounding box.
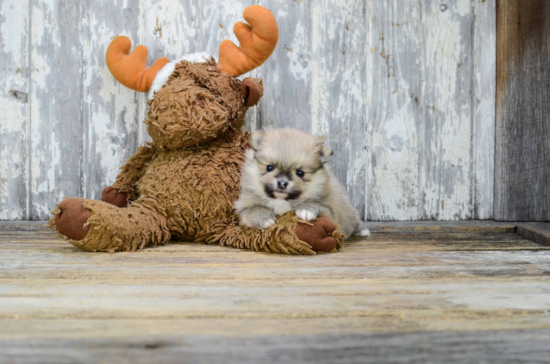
[49,5,344,254]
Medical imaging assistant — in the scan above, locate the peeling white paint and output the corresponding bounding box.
[422,2,473,220]
[0,0,496,221]
[310,3,328,137]
[473,0,496,219]
[0,0,27,60]
[287,22,310,82]
[80,0,144,201]
[0,0,29,220]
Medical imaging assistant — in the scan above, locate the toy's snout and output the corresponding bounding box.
[242,78,263,107]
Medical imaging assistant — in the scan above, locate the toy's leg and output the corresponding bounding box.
[101,187,129,208]
[206,213,344,255]
[48,197,170,252]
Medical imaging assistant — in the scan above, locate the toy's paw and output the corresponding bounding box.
[296,207,318,222]
[54,198,92,240]
[101,187,129,208]
[295,216,339,252]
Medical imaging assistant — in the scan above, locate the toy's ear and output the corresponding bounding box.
[242,78,263,107]
[251,131,264,151]
[318,144,333,163]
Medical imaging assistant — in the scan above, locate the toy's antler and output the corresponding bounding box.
[106,36,170,92]
[218,5,279,77]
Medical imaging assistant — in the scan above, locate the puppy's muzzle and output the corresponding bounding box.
[277,180,288,190]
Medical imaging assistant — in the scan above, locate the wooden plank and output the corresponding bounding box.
[517,222,550,246]
[0,0,29,220]
[259,0,311,131]
[364,220,516,234]
[421,0,474,220]
[1,233,550,280]
[495,0,550,221]
[310,0,367,218]
[473,0,496,219]
[1,276,550,319]
[0,221,48,231]
[3,232,548,252]
[1,326,550,364]
[366,0,424,221]
[80,0,143,200]
[29,0,83,220]
[3,317,550,341]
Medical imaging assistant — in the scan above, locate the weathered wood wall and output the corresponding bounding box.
[0,0,496,221]
[495,0,550,221]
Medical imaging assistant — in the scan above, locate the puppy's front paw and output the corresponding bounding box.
[296,208,318,222]
[257,218,275,229]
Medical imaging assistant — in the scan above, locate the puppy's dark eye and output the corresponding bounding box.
[266,165,275,172]
[296,169,305,178]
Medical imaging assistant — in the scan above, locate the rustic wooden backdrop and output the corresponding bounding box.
[496,1,550,222]
[0,0,496,221]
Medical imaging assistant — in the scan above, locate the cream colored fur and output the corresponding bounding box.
[234,128,370,238]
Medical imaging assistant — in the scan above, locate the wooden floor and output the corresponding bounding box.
[1,222,550,363]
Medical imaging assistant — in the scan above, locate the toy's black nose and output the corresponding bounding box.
[277,180,288,190]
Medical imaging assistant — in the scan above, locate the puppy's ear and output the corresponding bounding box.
[250,131,264,151]
[318,144,333,163]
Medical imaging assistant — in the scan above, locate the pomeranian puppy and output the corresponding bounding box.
[234,128,370,238]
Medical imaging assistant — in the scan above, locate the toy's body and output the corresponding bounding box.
[49,6,344,254]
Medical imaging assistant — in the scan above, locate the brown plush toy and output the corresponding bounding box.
[48,6,344,254]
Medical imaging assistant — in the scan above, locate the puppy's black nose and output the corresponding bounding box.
[277,180,288,190]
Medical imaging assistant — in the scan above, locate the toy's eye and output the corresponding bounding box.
[266,165,275,172]
[296,169,305,178]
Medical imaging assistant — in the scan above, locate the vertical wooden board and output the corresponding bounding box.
[366,0,423,221]
[310,0,367,217]
[473,0,496,220]
[495,1,550,221]
[258,0,311,131]
[0,0,28,220]
[29,0,83,220]
[421,0,474,220]
[79,0,143,200]
[142,0,259,132]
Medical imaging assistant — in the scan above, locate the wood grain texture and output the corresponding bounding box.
[473,0,496,219]
[364,220,516,234]
[367,0,496,221]
[0,0,29,220]
[366,0,424,220]
[495,0,550,221]
[1,326,550,364]
[80,0,143,200]
[1,225,550,363]
[259,0,312,131]
[517,222,550,246]
[421,0,474,220]
[0,0,497,221]
[310,0,367,216]
[29,0,83,219]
